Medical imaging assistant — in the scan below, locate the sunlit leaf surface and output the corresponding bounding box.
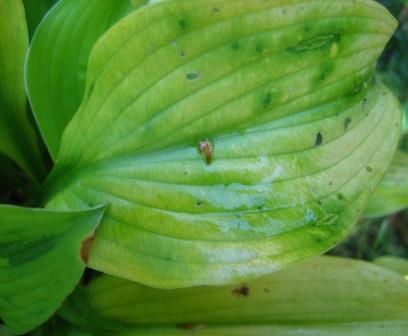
[42,0,401,288]
[0,205,105,335]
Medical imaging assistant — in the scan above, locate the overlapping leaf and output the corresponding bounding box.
[0,0,45,182]
[59,256,408,335]
[0,205,105,335]
[42,0,401,288]
[23,0,58,38]
[364,150,408,217]
[26,0,134,159]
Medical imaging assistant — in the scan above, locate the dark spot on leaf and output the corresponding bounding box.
[256,44,264,53]
[177,323,205,330]
[344,117,352,131]
[232,284,250,297]
[213,7,220,13]
[371,76,377,85]
[198,140,213,164]
[196,200,203,207]
[318,200,323,205]
[81,235,95,264]
[180,50,186,58]
[179,19,187,30]
[315,132,323,146]
[329,182,333,186]
[263,92,272,108]
[337,193,346,201]
[186,72,200,81]
[231,42,240,50]
[263,288,270,293]
[286,34,339,53]
[366,166,373,172]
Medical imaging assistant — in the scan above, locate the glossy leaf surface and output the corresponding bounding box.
[59,256,408,335]
[26,0,134,159]
[0,205,105,335]
[364,150,408,217]
[43,0,401,288]
[0,0,45,182]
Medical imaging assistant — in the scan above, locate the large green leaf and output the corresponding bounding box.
[0,205,105,335]
[25,0,134,159]
[42,0,401,288]
[0,0,45,183]
[364,150,408,217]
[59,256,408,335]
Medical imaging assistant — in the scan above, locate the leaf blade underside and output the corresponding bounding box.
[43,0,401,288]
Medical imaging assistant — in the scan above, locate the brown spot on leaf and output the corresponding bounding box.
[232,284,250,297]
[199,140,213,164]
[81,235,95,263]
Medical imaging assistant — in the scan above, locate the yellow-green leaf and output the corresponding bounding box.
[59,256,408,335]
[43,0,401,288]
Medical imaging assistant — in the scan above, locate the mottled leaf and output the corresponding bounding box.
[43,0,401,288]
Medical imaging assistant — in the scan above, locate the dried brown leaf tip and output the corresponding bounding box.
[80,234,95,264]
[232,284,250,297]
[198,140,213,164]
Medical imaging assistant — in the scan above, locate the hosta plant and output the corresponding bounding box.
[0,0,406,335]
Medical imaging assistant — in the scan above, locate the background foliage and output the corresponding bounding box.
[332,0,408,261]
